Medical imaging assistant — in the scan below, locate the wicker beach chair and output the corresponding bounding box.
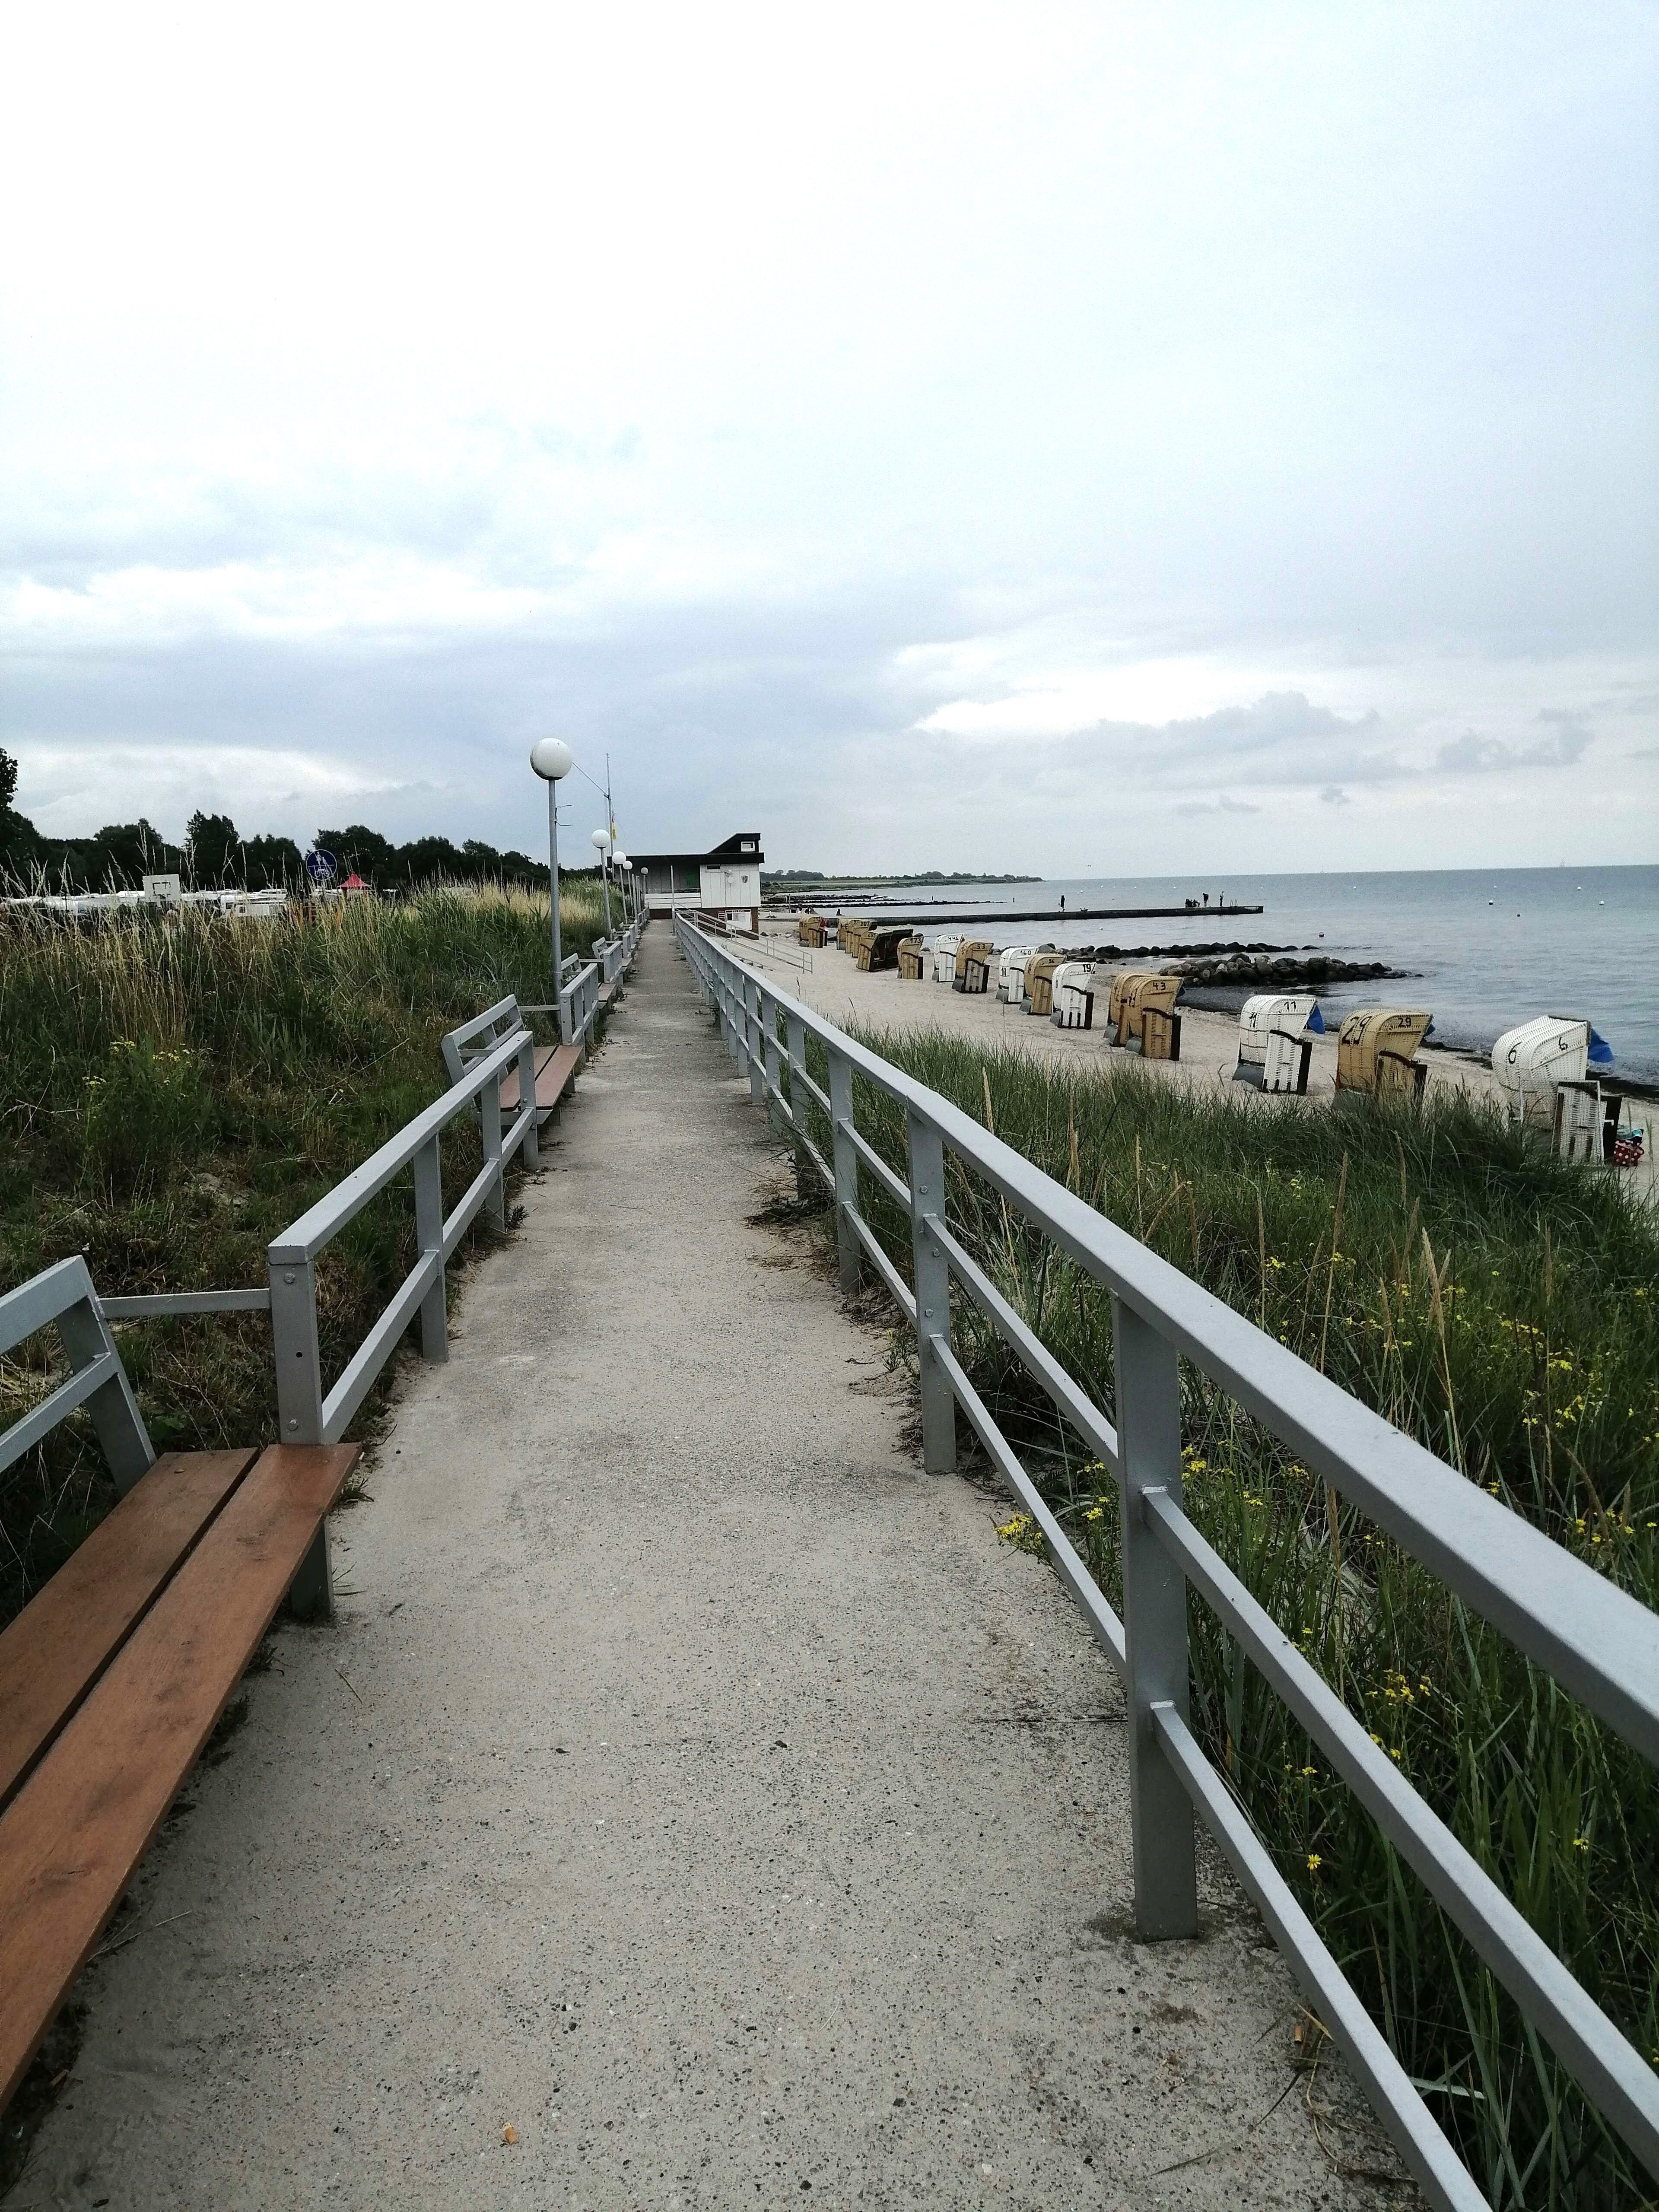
[896,934,927,979]
[1024,953,1065,1017]
[1049,963,1096,1030]
[997,947,1033,1005]
[930,933,962,983]
[1233,992,1321,1095]
[859,926,907,973]
[1335,1010,1432,1104]
[953,939,995,994]
[1112,970,1183,1050]
[798,914,829,948]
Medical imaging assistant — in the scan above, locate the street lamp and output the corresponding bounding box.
[530,737,574,1039]
[591,828,613,934]
[612,849,632,924]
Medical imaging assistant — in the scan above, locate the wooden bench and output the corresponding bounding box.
[442,993,584,1122]
[0,1260,358,2110]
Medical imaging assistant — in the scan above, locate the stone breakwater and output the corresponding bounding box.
[1036,940,1406,989]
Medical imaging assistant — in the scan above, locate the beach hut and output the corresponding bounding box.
[1024,953,1066,1017]
[931,933,963,983]
[1335,1009,1432,1103]
[798,914,829,948]
[1049,963,1096,1030]
[998,946,1034,1005]
[1111,970,1183,1050]
[953,939,995,994]
[1233,992,1323,1095]
[896,934,927,979]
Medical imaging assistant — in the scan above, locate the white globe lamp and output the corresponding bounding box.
[529,738,575,1037]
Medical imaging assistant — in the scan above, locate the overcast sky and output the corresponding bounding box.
[2,3,1655,874]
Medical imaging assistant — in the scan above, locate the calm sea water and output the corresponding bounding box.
[842,866,1659,1082]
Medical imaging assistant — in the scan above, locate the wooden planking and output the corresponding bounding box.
[499,1041,582,1114]
[0,1450,258,1814]
[0,1443,358,2106]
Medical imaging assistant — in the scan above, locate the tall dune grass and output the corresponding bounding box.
[793,1025,1658,2210]
[0,881,610,1624]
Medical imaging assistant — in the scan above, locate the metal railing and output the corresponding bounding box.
[267,1020,539,1452]
[674,910,1659,2212]
[0,1257,156,1495]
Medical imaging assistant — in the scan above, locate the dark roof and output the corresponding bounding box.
[632,830,764,867]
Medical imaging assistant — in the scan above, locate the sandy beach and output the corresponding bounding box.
[738,919,1657,1201]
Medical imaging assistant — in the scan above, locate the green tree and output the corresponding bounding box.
[0,747,16,814]
[185,812,241,887]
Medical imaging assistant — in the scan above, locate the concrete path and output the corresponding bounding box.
[22,930,1408,2211]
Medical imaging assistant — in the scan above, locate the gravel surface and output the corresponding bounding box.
[21,929,1413,2210]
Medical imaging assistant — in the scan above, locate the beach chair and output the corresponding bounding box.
[931,933,962,983]
[1335,1010,1432,1104]
[1049,963,1095,1030]
[839,918,870,963]
[1113,970,1183,1050]
[1234,992,1322,1095]
[896,934,927,979]
[1491,1016,1615,1135]
[1024,953,1065,1017]
[997,946,1033,1005]
[798,914,828,948]
[858,925,907,973]
[1141,1007,1182,1062]
[953,939,995,994]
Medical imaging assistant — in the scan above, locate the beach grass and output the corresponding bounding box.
[792,1024,1658,2210]
[0,881,610,1628]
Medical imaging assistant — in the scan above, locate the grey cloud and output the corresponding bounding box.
[1320,786,1350,806]
[1435,722,1592,775]
[1173,793,1261,818]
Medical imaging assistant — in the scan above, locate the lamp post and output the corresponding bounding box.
[591,828,613,934]
[530,737,574,1040]
[613,849,632,925]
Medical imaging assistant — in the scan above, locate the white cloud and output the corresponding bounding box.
[0,0,1655,868]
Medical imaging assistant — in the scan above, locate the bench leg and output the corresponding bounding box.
[286,1522,334,1621]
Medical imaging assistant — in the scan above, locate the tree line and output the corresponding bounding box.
[0,749,565,893]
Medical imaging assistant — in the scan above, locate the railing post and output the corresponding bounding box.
[1113,1296,1197,1939]
[483,1070,505,1227]
[747,976,765,1107]
[55,1290,155,1495]
[413,1133,448,1364]
[785,1014,807,1178]
[517,1036,539,1165]
[906,1111,956,1473]
[827,1048,860,1294]
[762,997,784,1131]
[268,1249,332,1620]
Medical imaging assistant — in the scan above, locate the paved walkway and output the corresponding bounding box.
[23,931,1406,2210]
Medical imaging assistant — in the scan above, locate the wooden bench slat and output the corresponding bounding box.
[0,1450,259,1815]
[499,1040,582,1114]
[0,1442,358,2105]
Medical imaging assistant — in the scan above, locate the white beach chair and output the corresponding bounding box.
[1233,992,1322,1095]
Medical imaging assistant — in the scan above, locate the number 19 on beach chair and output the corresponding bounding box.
[1049,962,1095,1030]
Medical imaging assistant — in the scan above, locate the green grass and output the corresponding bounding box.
[0,881,611,1629]
[788,1023,1659,2210]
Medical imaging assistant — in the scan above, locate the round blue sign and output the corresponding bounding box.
[307,849,337,884]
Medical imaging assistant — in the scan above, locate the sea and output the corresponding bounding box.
[830,865,1659,1084]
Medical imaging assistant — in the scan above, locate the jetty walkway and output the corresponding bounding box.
[24,929,1402,2209]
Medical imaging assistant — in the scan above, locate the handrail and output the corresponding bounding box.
[674,908,1659,2210]
[0,1255,155,1493]
[268,1022,541,1449]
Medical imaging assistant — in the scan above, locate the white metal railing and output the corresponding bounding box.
[674,910,1659,2212]
[0,1258,156,1494]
